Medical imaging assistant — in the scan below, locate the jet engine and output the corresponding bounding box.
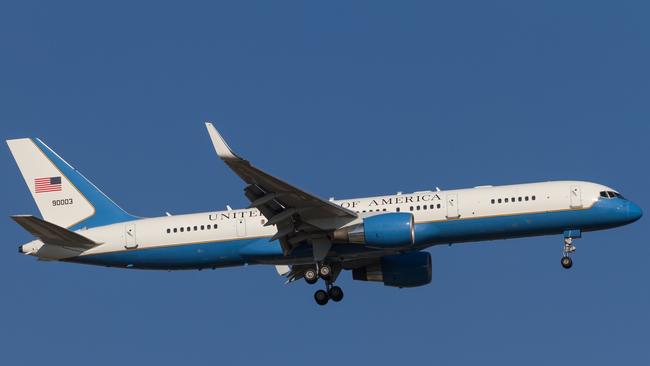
[333,212,415,248]
[352,251,432,288]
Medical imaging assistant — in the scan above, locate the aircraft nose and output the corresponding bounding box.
[628,201,643,223]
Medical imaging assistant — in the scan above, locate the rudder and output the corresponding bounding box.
[7,138,137,230]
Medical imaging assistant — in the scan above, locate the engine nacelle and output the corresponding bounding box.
[333,212,415,248]
[352,251,432,288]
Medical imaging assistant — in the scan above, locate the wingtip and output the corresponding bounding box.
[205,122,239,160]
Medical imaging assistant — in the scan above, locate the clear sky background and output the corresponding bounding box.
[1,1,649,365]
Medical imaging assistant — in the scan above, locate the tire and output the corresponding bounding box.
[304,269,318,285]
[314,289,329,305]
[561,256,573,269]
[319,265,332,280]
[329,286,344,302]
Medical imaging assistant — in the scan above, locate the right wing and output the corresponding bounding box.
[206,123,358,256]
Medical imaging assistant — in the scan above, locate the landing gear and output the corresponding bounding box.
[310,263,344,305]
[561,235,577,270]
[304,268,318,285]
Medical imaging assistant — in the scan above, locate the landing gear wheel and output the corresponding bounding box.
[561,256,573,269]
[304,269,318,285]
[314,289,329,305]
[328,286,344,302]
[318,264,332,280]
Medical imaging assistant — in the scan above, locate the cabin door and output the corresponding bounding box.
[236,218,247,237]
[570,185,583,208]
[446,194,460,219]
[124,223,137,249]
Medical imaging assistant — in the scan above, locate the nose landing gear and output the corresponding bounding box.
[561,230,580,269]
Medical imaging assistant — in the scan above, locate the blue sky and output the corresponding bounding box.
[1,1,649,365]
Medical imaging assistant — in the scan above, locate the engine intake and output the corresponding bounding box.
[333,212,415,248]
[352,251,432,288]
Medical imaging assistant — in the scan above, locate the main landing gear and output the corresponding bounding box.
[561,230,580,269]
[305,263,344,306]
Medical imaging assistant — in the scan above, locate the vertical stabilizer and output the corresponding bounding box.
[7,138,137,230]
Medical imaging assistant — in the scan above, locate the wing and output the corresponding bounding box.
[205,123,358,256]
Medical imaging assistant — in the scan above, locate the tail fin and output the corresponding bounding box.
[7,138,137,230]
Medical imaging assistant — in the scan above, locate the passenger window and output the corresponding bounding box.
[416,206,420,210]
[201,225,205,230]
[518,197,522,202]
[396,207,401,212]
[505,198,509,203]
[410,206,414,211]
[206,225,211,230]
[186,227,191,232]
[512,197,515,202]
[525,196,529,201]
[261,219,266,225]
[166,229,170,234]
[383,208,387,212]
[430,204,434,209]
[498,199,502,203]
[180,227,184,232]
[437,204,441,209]
[194,226,198,231]
[532,196,536,201]
[173,228,177,233]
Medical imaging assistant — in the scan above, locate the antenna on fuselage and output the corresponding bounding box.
[435,187,441,192]
[165,212,172,216]
[226,205,233,211]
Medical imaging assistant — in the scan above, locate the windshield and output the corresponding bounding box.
[600,191,625,199]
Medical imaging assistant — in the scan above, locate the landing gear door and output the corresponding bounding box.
[124,223,137,249]
[446,194,460,219]
[570,185,583,208]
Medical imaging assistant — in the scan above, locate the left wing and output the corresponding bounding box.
[205,123,358,256]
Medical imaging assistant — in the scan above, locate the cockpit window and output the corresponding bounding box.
[610,191,624,199]
[600,191,625,199]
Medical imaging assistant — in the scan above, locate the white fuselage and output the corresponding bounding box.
[22,180,619,264]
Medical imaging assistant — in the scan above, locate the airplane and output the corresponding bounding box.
[7,124,643,305]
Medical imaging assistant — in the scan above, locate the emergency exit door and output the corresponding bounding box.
[446,194,460,219]
[236,218,247,237]
[124,223,137,249]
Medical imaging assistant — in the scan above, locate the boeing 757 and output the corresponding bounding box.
[7,124,643,305]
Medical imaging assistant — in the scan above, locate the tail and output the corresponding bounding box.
[7,138,137,230]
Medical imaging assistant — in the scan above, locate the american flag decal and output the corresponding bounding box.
[34,176,62,193]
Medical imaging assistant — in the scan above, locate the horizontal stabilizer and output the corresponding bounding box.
[11,215,98,249]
